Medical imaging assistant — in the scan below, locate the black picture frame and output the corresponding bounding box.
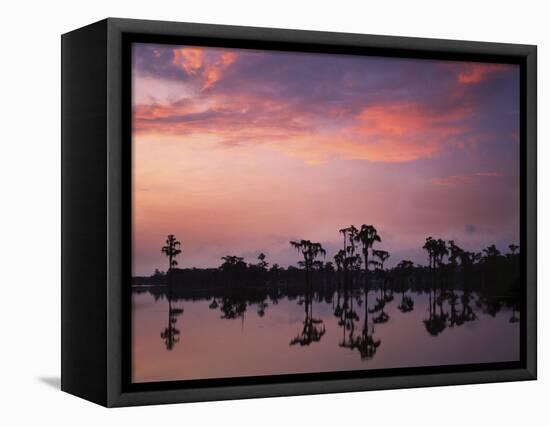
[61,17,537,407]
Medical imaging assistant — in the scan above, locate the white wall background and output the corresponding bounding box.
[0,0,546,423]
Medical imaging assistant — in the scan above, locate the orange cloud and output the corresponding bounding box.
[132,98,206,133]
[133,92,315,140]
[457,63,508,85]
[257,100,474,165]
[171,48,237,90]
[203,52,237,90]
[332,102,474,163]
[133,96,477,165]
[172,47,204,75]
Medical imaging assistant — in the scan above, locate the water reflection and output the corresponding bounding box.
[160,294,184,350]
[290,294,326,346]
[132,234,521,382]
[132,282,520,382]
[341,290,380,360]
[135,275,519,357]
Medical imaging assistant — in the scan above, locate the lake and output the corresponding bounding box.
[131,286,519,383]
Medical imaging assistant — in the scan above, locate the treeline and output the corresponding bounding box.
[135,228,521,352]
[134,229,520,303]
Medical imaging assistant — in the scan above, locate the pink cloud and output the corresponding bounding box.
[133,96,478,165]
[171,47,238,90]
[203,52,237,90]
[172,47,204,75]
[346,102,473,162]
[457,63,509,85]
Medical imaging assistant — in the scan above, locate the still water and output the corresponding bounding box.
[132,288,519,383]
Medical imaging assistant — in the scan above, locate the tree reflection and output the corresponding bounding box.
[256,299,268,317]
[509,302,520,323]
[424,289,448,336]
[220,296,247,320]
[341,290,380,359]
[460,293,477,322]
[290,292,326,346]
[160,292,184,350]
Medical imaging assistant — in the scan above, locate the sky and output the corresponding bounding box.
[131,43,520,276]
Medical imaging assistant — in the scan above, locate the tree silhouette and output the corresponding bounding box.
[483,244,501,259]
[423,237,447,271]
[161,234,182,272]
[220,255,246,268]
[396,260,415,313]
[372,249,390,269]
[256,253,269,270]
[334,249,346,272]
[219,255,248,286]
[423,236,437,272]
[422,237,450,334]
[434,239,449,268]
[354,225,381,293]
[339,226,358,265]
[290,240,326,277]
[289,240,327,346]
[448,240,464,268]
[339,226,363,277]
[477,244,509,310]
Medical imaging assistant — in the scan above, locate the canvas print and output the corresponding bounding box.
[131,43,521,383]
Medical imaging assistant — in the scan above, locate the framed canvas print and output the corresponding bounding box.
[61,18,537,407]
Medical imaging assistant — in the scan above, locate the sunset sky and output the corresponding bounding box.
[132,43,520,276]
